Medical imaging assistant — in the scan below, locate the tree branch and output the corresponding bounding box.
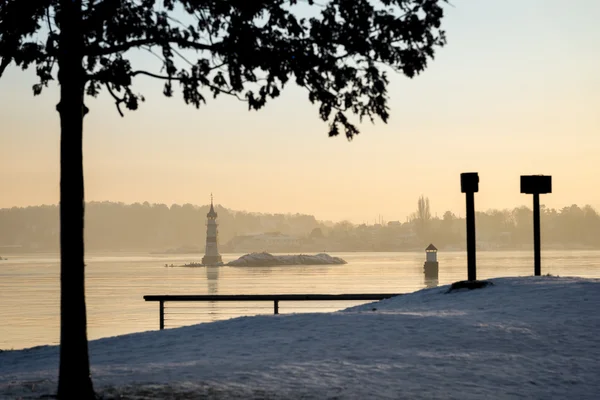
[85,38,215,56]
[0,57,11,79]
[129,70,247,102]
[104,83,125,117]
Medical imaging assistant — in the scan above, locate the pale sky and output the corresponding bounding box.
[1,0,599,223]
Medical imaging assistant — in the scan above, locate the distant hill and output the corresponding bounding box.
[0,202,324,252]
[1,202,599,253]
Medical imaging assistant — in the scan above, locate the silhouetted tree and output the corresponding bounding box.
[412,195,431,242]
[0,1,446,397]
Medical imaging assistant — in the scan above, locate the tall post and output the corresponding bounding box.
[466,191,476,281]
[461,172,479,281]
[520,175,552,276]
[159,300,165,330]
[533,193,541,276]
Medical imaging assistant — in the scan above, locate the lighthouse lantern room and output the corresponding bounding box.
[425,243,438,263]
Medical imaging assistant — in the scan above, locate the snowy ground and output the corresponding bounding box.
[1,276,599,399]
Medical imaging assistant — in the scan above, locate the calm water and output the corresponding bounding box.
[1,250,599,350]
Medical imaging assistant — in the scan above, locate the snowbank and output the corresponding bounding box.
[227,252,347,266]
[1,276,599,399]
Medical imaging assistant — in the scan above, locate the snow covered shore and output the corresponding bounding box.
[227,252,347,266]
[1,276,599,399]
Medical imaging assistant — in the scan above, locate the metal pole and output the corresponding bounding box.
[159,300,165,330]
[466,191,477,281]
[533,193,541,276]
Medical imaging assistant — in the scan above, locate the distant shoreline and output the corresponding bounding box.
[2,247,600,258]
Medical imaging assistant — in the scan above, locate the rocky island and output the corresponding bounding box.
[227,252,347,267]
[163,200,346,267]
[169,252,347,268]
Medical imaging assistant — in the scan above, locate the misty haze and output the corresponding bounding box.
[1,0,599,399]
[1,199,600,254]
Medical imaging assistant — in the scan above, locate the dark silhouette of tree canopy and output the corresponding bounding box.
[2,0,446,138]
[0,0,446,398]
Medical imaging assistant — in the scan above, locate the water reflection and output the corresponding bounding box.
[206,266,219,295]
[423,275,439,288]
[205,266,220,321]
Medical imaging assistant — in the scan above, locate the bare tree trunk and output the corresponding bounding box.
[56,0,94,398]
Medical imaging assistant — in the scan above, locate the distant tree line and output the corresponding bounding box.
[403,199,600,250]
[1,201,599,253]
[0,202,324,252]
[313,200,600,251]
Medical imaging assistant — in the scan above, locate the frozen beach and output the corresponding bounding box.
[1,276,599,399]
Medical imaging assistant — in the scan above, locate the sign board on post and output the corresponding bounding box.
[461,172,479,193]
[521,175,552,194]
[520,175,552,276]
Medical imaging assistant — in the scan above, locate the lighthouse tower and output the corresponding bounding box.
[202,194,223,265]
